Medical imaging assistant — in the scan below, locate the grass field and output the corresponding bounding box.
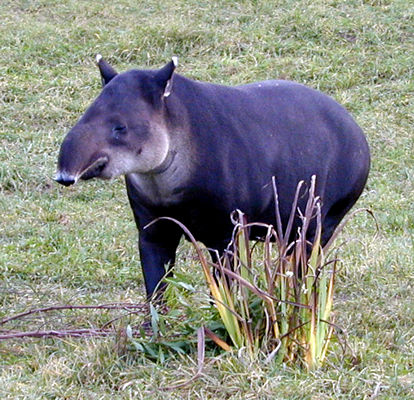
[0,0,413,398]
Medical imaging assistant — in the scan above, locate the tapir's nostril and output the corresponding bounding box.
[55,173,76,187]
[56,178,75,186]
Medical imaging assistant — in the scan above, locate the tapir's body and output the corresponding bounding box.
[56,57,370,298]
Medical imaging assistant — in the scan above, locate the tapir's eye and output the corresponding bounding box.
[112,124,127,138]
[112,125,127,135]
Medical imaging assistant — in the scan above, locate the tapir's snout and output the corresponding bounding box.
[55,154,110,187]
[54,172,76,186]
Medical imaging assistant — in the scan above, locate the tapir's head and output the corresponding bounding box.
[55,56,178,186]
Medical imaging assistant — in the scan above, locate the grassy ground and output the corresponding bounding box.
[0,0,413,398]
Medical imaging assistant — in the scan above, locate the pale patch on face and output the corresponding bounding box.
[100,152,139,179]
[102,122,171,178]
[126,125,194,207]
[136,122,170,173]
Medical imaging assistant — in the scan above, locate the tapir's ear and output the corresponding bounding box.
[155,57,178,98]
[96,54,118,87]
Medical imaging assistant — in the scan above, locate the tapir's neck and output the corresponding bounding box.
[149,149,177,175]
[126,137,192,208]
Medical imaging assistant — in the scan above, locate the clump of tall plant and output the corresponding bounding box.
[178,176,346,370]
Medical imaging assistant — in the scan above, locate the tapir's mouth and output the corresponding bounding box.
[79,156,109,181]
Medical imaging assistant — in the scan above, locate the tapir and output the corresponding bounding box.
[55,56,370,299]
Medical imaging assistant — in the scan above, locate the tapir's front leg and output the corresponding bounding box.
[138,223,182,300]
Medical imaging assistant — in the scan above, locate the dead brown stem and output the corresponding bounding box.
[0,303,148,326]
[0,328,113,340]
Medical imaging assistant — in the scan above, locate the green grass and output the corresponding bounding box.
[0,0,413,398]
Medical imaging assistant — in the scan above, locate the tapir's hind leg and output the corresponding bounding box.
[320,195,358,247]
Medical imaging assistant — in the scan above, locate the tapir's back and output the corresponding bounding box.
[173,75,370,237]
